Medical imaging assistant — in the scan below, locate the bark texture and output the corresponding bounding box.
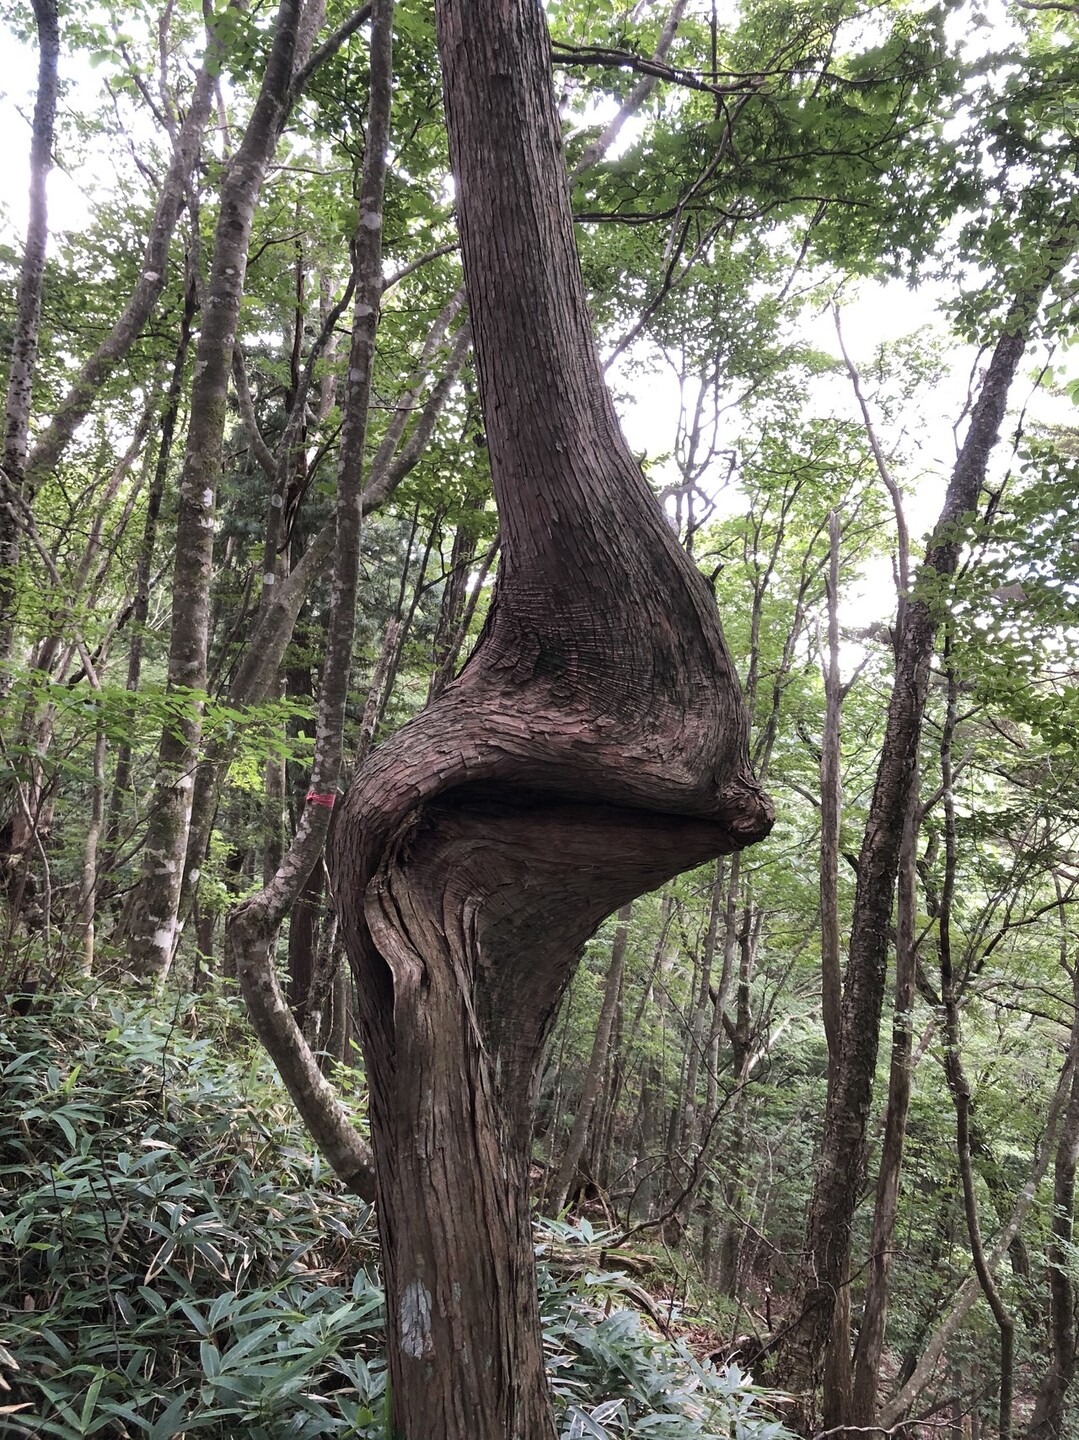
[333,2,772,1436]
[850,792,919,1420]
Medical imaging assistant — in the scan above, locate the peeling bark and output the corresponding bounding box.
[332,2,772,1435]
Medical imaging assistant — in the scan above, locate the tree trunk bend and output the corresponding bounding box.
[332,2,773,1436]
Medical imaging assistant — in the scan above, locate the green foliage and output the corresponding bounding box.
[538,1222,793,1440]
[3,0,1079,1428]
[0,994,794,1440]
[0,991,386,1437]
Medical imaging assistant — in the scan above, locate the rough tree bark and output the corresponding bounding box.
[332,2,773,1436]
[849,789,920,1421]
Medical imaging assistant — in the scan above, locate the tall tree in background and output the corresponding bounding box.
[124,0,305,975]
[332,0,773,1435]
[0,0,58,687]
[778,235,1079,1430]
[3,3,1079,1435]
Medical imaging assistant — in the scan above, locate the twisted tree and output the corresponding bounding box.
[333,1,773,1434]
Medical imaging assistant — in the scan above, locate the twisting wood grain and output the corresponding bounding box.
[333,2,772,1435]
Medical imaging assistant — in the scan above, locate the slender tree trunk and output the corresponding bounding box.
[227,0,395,1201]
[332,2,772,1435]
[125,0,304,976]
[881,1032,1077,1428]
[288,855,324,1029]
[23,50,216,497]
[589,954,626,1192]
[428,495,484,704]
[1027,942,1079,1439]
[302,882,343,1056]
[777,236,1076,1426]
[0,0,59,684]
[674,893,713,1158]
[698,858,729,1282]
[818,508,853,1427]
[105,276,198,866]
[938,655,1014,1440]
[718,897,758,1295]
[548,903,632,1215]
[77,724,107,976]
[850,790,920,1421]
[819,510,843,1068]
[174,305,470,930]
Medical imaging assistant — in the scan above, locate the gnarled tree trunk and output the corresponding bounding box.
[332,2,773,1436]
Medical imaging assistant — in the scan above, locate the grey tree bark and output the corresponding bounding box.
[0,0,59,688]
[124,0,306,975]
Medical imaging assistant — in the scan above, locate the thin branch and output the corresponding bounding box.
[833,305,910,606]
[552,39,764,100]
[232,344,278,481]
[569,0,689,178]
[291,3,372,97]
[382,241,459,292]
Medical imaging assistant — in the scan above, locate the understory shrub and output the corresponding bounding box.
[0,990,791,1439]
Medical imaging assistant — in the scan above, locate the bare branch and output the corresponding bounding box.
[232,345,278,482]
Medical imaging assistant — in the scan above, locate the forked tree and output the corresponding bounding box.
[331,1,773,1435]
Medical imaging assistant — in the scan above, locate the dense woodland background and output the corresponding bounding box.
[1,0,1078,1435]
